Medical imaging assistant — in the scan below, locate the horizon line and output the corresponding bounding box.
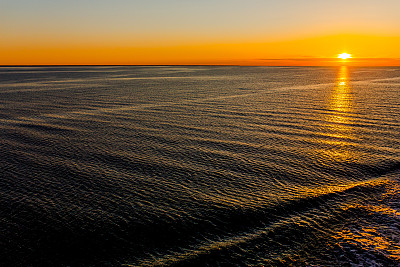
[1,64,400,67]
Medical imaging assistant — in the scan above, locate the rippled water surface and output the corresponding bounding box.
[1,66,400,266]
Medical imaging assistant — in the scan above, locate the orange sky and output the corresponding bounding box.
[3,34,400,66]
[2,0,400,66]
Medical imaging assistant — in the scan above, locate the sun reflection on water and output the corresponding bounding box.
[321,66,355,161]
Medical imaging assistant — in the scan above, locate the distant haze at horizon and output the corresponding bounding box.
[2,0,400,65]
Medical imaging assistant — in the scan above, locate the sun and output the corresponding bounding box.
[338,53,352,59]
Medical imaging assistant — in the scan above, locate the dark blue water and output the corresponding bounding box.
[1,66,400,266]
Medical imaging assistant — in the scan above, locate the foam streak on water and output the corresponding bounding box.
[0,66,400,265]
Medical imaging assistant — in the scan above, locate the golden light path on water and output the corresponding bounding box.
[321,66,355,162]
[321,67,400,261]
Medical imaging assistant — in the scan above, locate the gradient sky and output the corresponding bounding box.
[2,0,400,65]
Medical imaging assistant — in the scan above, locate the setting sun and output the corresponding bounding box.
[338,53,352,59]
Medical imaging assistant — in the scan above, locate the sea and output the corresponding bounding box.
[0,66,400,266]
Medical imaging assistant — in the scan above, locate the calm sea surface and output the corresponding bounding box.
[1,66,400,266]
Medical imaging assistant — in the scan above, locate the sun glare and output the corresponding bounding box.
[338,53,352,60]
